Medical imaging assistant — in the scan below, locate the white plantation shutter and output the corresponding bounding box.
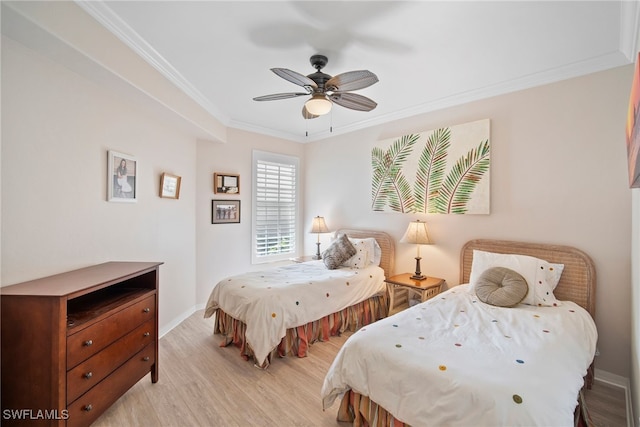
[252,151,299,263]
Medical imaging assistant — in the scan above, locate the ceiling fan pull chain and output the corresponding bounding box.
[330,109,333,133]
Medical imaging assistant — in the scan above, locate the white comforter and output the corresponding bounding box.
[204,260,385,366]
[321,284,597,426]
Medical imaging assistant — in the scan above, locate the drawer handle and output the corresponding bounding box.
[83,371,93,379]
[143,332,150,337]
[83,340,93,347]
[143,308,150,313]
[142,356,150,362]
[83,404,92,412]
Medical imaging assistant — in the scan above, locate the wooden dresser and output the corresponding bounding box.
[1,261,162,426]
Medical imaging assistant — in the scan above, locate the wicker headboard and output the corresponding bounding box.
[335,229,395,279]
[460,239,596,318]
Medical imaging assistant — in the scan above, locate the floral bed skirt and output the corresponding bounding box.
[337,390,406,427]
[335,388,594,427]
[213,293,387,368]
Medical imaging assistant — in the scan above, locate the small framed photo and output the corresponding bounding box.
[212,200,240,224]
[214,173,240,194]
[108,150,137,202]
[160,173,181,199]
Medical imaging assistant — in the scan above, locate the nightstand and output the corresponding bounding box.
[386,273,445,315]
[289,255,318,263]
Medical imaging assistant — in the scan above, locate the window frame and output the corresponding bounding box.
[251,150,301,264]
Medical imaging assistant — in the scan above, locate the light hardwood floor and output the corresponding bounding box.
[584,381,628,427]
[93,310,627,426]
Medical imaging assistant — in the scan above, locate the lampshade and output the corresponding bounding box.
[310,216,329,234]
[310,216,329,260]
[304,94,332,116]
[400,220,433,245]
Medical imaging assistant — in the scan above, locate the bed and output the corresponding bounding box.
[204,229,395,368]
[321,239,597,426]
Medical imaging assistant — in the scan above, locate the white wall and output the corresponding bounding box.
[1,36,197,332]
[305,65,633,379]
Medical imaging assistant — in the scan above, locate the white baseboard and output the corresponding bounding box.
[159,306,196,338]
[158,303,208,338]
[594,369,633,427]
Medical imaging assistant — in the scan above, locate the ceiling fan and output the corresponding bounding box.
[253,54,378,119]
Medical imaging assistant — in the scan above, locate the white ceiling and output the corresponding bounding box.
[69,2,640,142]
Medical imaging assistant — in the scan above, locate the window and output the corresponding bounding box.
[252,151,300,263]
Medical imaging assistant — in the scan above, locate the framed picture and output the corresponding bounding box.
[627,52,640,188]
[108,150,137,202]
[160,173,181,199]
[214,173,240,194]
[211,200,240,224]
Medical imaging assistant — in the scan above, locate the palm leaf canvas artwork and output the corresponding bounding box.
[626,52,640,188]
[372,119,490,214]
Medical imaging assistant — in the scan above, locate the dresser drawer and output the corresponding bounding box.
[66,344,155,427]
[67,294,155,368]
[67,319,155,403]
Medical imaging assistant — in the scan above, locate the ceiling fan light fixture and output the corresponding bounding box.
[304,94,332,116]
[254,55,378,120]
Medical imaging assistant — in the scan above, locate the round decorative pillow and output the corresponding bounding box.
[475,267,529,307]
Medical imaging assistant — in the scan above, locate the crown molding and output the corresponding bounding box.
[75,0,230,126]
[620,0,640,61]
[73,0,639,144]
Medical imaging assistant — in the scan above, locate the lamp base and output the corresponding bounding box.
[314,242,322,260]
[412,256,426,281]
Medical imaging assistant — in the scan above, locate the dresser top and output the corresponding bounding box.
[1,261,163,297]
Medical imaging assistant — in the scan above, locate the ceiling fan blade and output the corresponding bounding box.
[330,92,377,111]
[326,70,378,92]
[272,68,318,89]
[253,92,309,101]
[302,105,319,120]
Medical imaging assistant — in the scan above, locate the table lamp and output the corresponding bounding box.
[400,219,433,280]
[310,216,330,259]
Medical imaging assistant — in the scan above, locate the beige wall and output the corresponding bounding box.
[1,36,198,334]
[1,6,634,390]
[195,129,304,304]
[304,65,633,379]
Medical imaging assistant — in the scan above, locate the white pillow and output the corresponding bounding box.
[343,238,372,268]
[359,238,382,266]
[360,238,382,266]
[469,250,564,306]
[542,262,564,290]
[343,238,382,268]
[372,239,382,266]
[534,261,565,306]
